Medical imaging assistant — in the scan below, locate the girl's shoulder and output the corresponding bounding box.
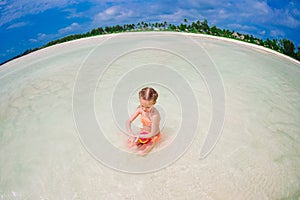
[151,107,160,117]
[136,105,143,113]
[153,106,160,112]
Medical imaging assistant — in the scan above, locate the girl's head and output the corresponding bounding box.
[139,87,158,112]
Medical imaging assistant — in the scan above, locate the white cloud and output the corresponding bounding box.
[37,33,47,39]
[6,21,28,29]
[292,8,300,16]
[259,30,266,35]
[277,9,300,28]
[58,22,80,34]
[253,1,270,15]
[93,6,134,24]
[5,47,15,53]
[218,9,228,17]
[0,0,7,6]
[227,24,257,32]
[0,47,14,59]
[155,9,203,24]
[270,29,285,37]
[64,8,84,19]
[235,1,300,29]
[227,1,272,23]
[29,38,38,43]
[28,23,81,44]
[29,33,49,43]
[0,0,82,27]
[178,0,224,9]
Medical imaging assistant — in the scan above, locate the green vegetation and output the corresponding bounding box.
[2,19,300,65]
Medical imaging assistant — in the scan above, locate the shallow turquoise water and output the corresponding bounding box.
[0,32,299,199]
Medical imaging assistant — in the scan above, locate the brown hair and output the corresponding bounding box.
[139,87,158,104]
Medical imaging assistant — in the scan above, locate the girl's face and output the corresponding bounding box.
[139,97,154,112]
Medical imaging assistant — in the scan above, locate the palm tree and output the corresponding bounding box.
[281,39,295,57]
[163,21,168,29]
[296,47,300,61]
[201,19,209,33]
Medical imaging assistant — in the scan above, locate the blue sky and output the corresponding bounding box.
[0,0,300,64]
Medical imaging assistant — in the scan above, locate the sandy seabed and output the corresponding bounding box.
[0,32,299,199]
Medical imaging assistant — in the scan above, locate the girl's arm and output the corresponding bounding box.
[149,113,160,137]
[126,107,141,136]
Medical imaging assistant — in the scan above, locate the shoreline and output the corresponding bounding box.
[1,31,300,69]
[178,31,300,66]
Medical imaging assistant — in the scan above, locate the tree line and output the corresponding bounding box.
[2,19,300,65]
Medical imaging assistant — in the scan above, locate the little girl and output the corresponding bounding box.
[126,87,161,155]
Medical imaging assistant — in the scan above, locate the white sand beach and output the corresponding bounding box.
[0,32,299,199]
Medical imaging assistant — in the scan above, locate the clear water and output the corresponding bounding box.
[0,32,299,199]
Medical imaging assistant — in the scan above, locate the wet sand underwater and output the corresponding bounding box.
[0,32,299,199]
